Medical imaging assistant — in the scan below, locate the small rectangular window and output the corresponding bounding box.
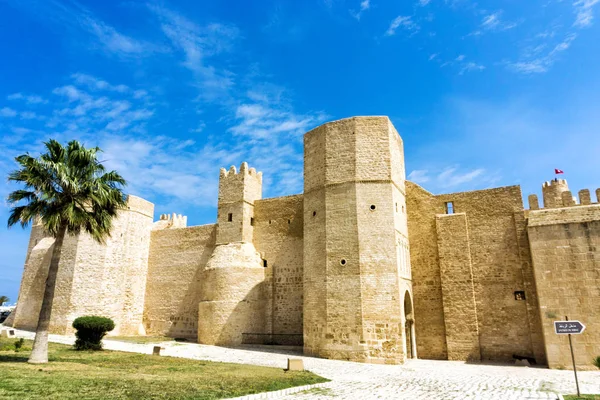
[250,217,255,226]
[514,291,526,300]
[228,213,233,222]
[445,202,454,214]
[263,259,268,268]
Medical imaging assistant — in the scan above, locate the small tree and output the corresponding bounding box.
[7,140,126,363]
[72,316,115,350]
[593,355,600,370]
[0,296,8,306]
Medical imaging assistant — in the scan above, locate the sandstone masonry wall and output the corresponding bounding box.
[527,204,600,370]
[435,213,481,361]
[254,195,304,339]
[437,186,542,362]
[407,183,544,363]
[405,182,448,360]
[144,224,216,339]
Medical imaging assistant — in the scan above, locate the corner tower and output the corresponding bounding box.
[303,116,413,364]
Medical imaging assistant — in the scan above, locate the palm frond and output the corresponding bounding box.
[6,139,128,242]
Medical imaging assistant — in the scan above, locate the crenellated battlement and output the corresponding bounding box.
[542,179,567,188]
[152,212,188,230]
[529,184,600,210]
[219,162,263,183]
[218,162,263,205]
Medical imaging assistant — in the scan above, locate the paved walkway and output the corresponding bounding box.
[7,328,600,399]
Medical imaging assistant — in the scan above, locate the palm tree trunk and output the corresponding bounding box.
[28,223,67,364]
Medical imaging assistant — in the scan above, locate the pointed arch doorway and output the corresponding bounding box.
[404,290,417,360]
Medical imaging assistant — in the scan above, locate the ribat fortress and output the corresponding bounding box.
[6,117,600,369]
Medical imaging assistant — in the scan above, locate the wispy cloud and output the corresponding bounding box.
[7,93,48,105]
[418,0,431,6]
[438,167,485,187]
[436,55,484,74]
[573,0,600,27]
[71,73,129,93]
[350,0,371,21]
[481,11,517,31]
[408,166,489,189]
[148,4,239,100]
[408,169,430,183]
[468,10,518,36]
[385,16,419,36]
[508,33,577,74]
[460,62,485,74]
[19,0,162,58]
[229,102,327,139]
[0,107,18,118]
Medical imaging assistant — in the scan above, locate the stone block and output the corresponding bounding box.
[0,329,15,338]
[287,358,304,371]
[152,346,164,356]
[515,359,530,367]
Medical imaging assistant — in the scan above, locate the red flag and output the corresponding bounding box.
[555,169,564,174]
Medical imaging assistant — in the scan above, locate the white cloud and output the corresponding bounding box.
[455,54,465,61]
[133,90,149,99]
[429,53,438,61]
[84,18,154,56]
[7,93,48,104]
[149,4,239,100]
[71,73,129,93]
[23,0,162,58]
[351,0,371,21]
[437,167,485,187]
[418,0,431,6]
[508,33,577,74]
[385,16,419,36]
[460,62,485,74]
[408,169,430,183]
[574,0,600,28]
[468,11,517,36]
[20,111,40,120]
[0,107,17,117]
[229,102,326,139]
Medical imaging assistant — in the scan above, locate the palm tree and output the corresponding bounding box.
[0,296,9,306]
[7,139,127,364]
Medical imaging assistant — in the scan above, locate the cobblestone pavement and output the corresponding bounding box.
[8,328,600,399]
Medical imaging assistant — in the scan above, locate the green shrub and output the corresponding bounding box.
[14,338,24,352]
[72,316,115,351]
[593,355,600,369]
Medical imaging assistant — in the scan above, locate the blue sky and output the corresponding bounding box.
[1,0,599,303]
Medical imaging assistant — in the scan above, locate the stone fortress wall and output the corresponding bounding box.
[7,116,600,369]
[527,179,600,369]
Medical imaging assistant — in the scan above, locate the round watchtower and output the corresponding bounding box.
[542,179,569,209]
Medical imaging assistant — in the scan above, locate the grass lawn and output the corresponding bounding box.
[0,337,328,400]
[105,335,176,344]
[564,396,600,400]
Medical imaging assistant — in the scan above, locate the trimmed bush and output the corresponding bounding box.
[14,338,24,352]
[72,316,115,351]
[593,355,600,369]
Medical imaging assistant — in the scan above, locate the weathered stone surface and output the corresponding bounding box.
[435,213,481,361]
[528,204,600,370]
[287,358,304,371]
